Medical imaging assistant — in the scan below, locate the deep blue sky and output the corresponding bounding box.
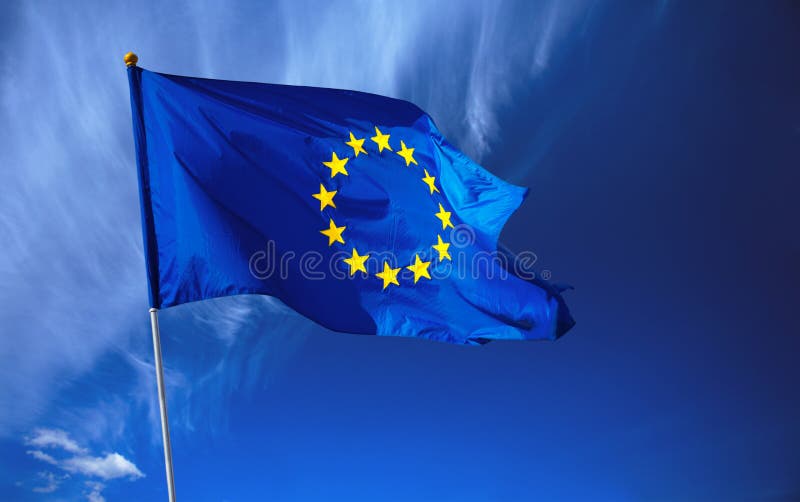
[1,1,798,500]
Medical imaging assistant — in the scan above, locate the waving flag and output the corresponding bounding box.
[127,64,573,345]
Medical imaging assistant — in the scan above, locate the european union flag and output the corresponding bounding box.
[127,65,573,345]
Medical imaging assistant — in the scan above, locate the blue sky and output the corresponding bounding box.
[1,0,799,500]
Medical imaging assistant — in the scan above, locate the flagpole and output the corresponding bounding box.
[125,51,177,501]
[149,307,177,502]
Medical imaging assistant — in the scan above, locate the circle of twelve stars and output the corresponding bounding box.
[312,127,454,290]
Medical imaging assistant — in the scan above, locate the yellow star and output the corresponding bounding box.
[421,169,439,194]
[320,218,346,246]
[396,140,418,166]
[370,126,392,153]
[323,151,349,178]
[432,234,451,261]
[345,132,367,157]
[343,248,369,276]
[406,254,431,283]
[434,203,454,229]
[375,261,400,289]
[312,184,337,211]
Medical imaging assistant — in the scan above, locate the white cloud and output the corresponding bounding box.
[31,471,68,494]
[63,453,144,480]
[26,449,58,465]
[85,481,106,502]
[25,427,144,497]
[87,489,106,502]
[26,427,87,454]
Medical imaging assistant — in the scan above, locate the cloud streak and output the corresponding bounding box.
[26,427,88,454]
[61,453,144,481]
[276,0,592,161]
[0,1,146,436]
[26,449,59,465]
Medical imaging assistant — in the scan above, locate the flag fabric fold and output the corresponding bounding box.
[127,66,574,344]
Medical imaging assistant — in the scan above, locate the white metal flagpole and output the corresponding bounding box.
[126,52,176,501]
[149,308,177,502]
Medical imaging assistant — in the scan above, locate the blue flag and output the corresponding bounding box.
[127,66,573,344]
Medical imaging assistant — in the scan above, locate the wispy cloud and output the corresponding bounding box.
[62,453,144,480]
[31,471,69,494]
[276,0,591,161]
[85,481,106,502]
[26,427,88,454]
[0,1,146,436]
[26,449,59,465]
[158,296,311,437]
[0,1,320,442]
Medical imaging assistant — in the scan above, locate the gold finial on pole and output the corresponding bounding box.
[124,52,139,67]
